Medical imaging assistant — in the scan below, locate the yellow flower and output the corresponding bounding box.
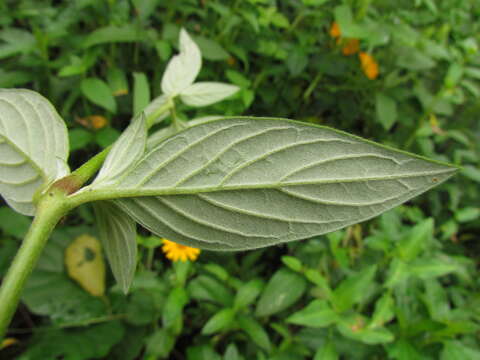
[359,52,379,80]
[342,38,360,56]
[161,239,201,262]
[330,22,341,38]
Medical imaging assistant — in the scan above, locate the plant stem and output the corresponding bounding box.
[0,189,71,340]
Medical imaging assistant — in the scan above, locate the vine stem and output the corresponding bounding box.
[0,189,72,340]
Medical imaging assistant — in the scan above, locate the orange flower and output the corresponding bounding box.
[161,239,201,262]
[77,115,108,130]
[342,38,360,56]
[330,22,341,38]
[359,52,379,80]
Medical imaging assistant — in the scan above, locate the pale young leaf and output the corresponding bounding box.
[180,82,240,107]
[93,114,147,186]
[161,28,201,96]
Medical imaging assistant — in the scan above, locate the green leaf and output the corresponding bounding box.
[370,293,394,327]
[397,218,433,261]
[163,286,189,331]
[69,128,94,151]
[256,268,307,316]
[17,321,124,360]
[145,329,176,358]
[455,207,480,222]
[83,25,143,47]
[187,275,234,307]
[281,256,303,272]
[333,265,377,312]
[80,118,457,251]
[194,36,230,61]
[0,89,70,215]
[0,206,30,238]
[234,278,264,309]
[187,344,222,360]
[22,228,106,324]
[94,201,137,293]
[224,344,243,360]
[313,341,338,360]
[441,341,480,360]
[337,316,394,344]
[201,307,235,334]
[81,77,117,113]
[108,67,129,96]
[286,51,308,77]
[237,316,271,352]
[133,72,150,116]
[410,258,459,279]
[95,128,121,149]
[287,300,338,327]
[376,93,397,131]
[93,115,147,186]
[387,339,425,360]
[125,290,156,325]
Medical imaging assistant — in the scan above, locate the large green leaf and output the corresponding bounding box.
[82,117,456,251]
[0,89,69,215]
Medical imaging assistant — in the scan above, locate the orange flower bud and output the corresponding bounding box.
[359,52,379,80]
[342,38,360,56]
[330,22,341,38]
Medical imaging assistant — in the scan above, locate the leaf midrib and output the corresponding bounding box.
[75,168,455,204]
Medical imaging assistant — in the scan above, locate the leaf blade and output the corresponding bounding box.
[94,201,137,294]
[0,89,69,215]
[84,117,456,250]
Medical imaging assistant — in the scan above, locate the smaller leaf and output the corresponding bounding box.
[194,36,230,61]
[83,25,142,47]
[94,201,137,294]
[397,218,433,261]
[180,82,239,107]
[81,77,117,113]
[333,265,377,312]
[237,316,271,352]
[161,28,202,96]
[133,72,150,116]
[65,235,106,297]
[441,341,480,360]
[370,293,394,328]
[107,67,129,96]
[93,115,146,186]
[376,93,397,131]
[145,329,176,358]
[256,268,307,317]
[281,256,303,272]
[313,341,338,360]
[163,287,189,330]
[287,300,338,328]
[143,94,170,126]
[234,278,264,309]
[201,308,235,335]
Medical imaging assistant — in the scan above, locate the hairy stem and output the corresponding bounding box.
[0,189,72,340]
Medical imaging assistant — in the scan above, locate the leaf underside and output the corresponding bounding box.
[90,117,456,251]
[94,201,137,293]
[0,89,69,215]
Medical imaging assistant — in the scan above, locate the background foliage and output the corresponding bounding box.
[0,0,479,359]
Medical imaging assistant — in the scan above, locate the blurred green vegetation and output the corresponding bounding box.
[1,0,480,359]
